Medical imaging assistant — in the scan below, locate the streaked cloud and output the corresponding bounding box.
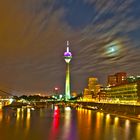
[0,0,140,94]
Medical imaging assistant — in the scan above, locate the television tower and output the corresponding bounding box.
[64,41,72,101]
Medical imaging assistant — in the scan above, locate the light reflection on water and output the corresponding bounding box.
[105,114,111,139]
[95,112,104,140]
[49,106,60,140]
[136,123,140,140]
[0,107,139,140]
[25,108,31,134]
[16,108,20,121]
[125,119,130,140]
[113,117,120,140]
[0,110,3,122]
[63,107,72,140]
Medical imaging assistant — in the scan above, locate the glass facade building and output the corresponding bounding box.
[106,81,140,101]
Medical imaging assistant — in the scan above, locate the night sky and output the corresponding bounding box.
[0,0,140,95]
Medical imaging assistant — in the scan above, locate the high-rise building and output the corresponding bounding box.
[83,88,92,100]
[64,41,72,101]
[88,77,99,96]
[88,77,98,91]
[83,77,101,100]
[108,72,127,86]
[115,72,127,84]
[95,84,101,95]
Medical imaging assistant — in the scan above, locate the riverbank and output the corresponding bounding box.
[3,101,47,109]
[3,101,140,122]
[78,104,140,122]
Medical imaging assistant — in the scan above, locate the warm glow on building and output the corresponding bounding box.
[83,77,101,100]
[108,72,127,86]
[106,81,140,101]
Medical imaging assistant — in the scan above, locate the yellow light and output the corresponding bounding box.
[17,108,21,121]
[97,112,100,117]
[27,108,30,113]
[106,114,110,119]
[100,112,104,116]
[136,123,140,140]
[0,111,3,122]
[25,108,31,135]
[0,102,2,110]
[65,107,71,111]
[114,117,119,126]
[125,119,130,127]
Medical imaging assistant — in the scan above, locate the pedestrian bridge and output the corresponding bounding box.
[0,89,13,108]
[0,99,13,109]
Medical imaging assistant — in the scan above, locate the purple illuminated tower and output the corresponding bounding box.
[64,41,72,100]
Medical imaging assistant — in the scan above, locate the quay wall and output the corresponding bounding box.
[76,102,140,115]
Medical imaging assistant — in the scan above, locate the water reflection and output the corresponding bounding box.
[0,110,3,122]
[95,112,104,140]
[21,108,24,120]
[49,106,60,140]
[0,107,140,140]
[63,107,72,140]
[77,108,93,140]
[113,117,119,139]
[26,108,31,133]
[114,117,119,126]
[136,123,140,140]
[0,102,2,110]
[16,108,31,137]
[87,110,91,127]
[16,108,20,122]
[105,114,111,138]
[53,106,60,129]
[125,119,130,140]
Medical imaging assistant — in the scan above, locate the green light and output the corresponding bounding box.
[65,63,71,100]
[64,41,72,101]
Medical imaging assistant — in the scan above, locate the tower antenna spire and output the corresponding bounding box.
[67,41,70,52]
[67,40,69,46]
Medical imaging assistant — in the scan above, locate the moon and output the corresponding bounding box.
[104,41,121,58]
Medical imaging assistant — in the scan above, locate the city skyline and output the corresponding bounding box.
[0,0,140,95]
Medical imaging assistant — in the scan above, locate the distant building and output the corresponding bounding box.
[115,72,127,85]
[88,77,98,96]
[127,76,140,83]
[106,81,140,102]
[83,88,89,95]
[98,87,108,101]
[94,84,101,96]
[108,72,127,86]
[83,77,101,100]
[88,78,97,90]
